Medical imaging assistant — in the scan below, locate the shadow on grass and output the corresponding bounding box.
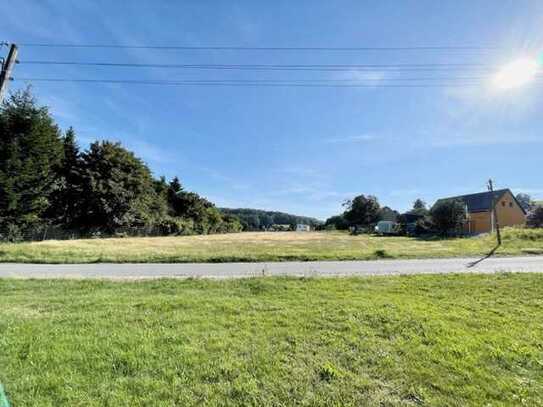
[466,243,501,268]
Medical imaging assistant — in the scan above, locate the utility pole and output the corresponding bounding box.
[0,43,18,101]
[487,179,502,245]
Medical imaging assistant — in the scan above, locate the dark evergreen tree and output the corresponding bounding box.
[413,199,426,210]
[169,176,182,194]
[167,177,186,216]
[46,127,85,226]
[0,89,63,231]
[409,198,429,216]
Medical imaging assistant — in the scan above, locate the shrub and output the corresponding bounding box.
[324,215,349,230]
[0,223,24,242]
[527,206,543,228]
[156,217,195,236]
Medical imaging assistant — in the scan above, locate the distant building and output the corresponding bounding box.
[296,224,311,232]
[374,221,396,235]
[434,189,526,234]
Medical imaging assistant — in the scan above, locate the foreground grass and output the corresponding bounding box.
[1,274,542,406]
[1,227,543,264]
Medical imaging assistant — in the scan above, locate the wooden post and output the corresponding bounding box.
[0,44,18,101]
[488,179,502,245]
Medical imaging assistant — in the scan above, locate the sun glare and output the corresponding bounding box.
[492,57,539,90]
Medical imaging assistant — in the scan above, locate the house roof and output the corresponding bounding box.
[434,189,524,214]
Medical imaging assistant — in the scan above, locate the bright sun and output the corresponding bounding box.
[492,57,539,90]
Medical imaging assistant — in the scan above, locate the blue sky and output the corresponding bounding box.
[2,0,543,219]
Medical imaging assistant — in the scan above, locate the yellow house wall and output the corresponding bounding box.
[495,190,526,228]
[465,191,526,234]
[466,211,491,234]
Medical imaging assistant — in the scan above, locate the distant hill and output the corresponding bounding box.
[220,208,322,231]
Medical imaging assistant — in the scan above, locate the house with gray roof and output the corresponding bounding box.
[434,189,526,234]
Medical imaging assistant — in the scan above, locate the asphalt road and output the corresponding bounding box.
[0,256,542,280]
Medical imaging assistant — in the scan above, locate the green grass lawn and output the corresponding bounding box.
[1,274,542,406]
[1,227,543,264]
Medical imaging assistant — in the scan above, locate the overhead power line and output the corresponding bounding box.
[19,60,492,71]
[13,77,495,83]
[17,43,499,51]
[12,77,503,88]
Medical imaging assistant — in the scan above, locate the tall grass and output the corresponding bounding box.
[0,227,541,263]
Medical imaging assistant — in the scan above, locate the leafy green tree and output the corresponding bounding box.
[409,198,429,216]
[219,214,243,233]
[430,199,466,236]
[527,206,543,228]
[324,214,348,230]
[166,180,236,233]
[153,176,169,199]
[0,89,63,230]
[77,141,167,232]
[516,193,533,212]
[379,206,399,222]
[245,214,261,230]
[260,214,274,229]
[343,195,381,227]
[171,190,211,220]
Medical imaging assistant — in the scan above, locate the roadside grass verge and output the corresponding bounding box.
[0,227,542,264]
[1,274,542,405]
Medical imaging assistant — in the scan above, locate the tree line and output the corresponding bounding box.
[325,192,543,236]
[0,89,242,241]
[220,208,322,231]
[324,194,472,236]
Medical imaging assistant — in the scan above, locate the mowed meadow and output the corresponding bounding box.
[1,274,542,406]
[1,227,543,263]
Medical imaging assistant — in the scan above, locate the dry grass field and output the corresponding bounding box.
[0,227,542,263]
